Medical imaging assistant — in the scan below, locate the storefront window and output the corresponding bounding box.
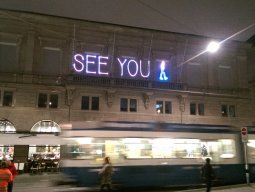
[0,119,16,133]
[31,120,60,133]
[0,145,14,160]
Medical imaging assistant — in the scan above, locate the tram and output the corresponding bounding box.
[59,121,255,188]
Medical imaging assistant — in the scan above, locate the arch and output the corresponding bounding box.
[0,118,16,133]
[30,120,61,133]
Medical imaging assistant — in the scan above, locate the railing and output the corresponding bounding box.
[69,75,185,91]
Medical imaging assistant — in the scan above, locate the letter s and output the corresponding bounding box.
[73,54,84,72]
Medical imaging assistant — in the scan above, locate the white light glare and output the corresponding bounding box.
[206,41,220,53]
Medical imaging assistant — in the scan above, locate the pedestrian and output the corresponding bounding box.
[201,158,215,192]
[0,161,13,192]
[98,157,113,191]
[7,161,17,192]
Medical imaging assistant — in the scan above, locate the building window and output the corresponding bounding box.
[221,104,235,117]
[130,99,137,112]
[91,97,99,110]
[0,42,17,73]
[190,103,204,116]
[156,100,172,114]
[0,90,14,107]
[38,93,58,109]
[3,91,13,107]
[198,103,205,115]
[120,98,137,112]
[190,103,196,115]
[81,96,99,111]
[31,120,61,133]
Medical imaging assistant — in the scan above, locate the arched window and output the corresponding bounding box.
[31,120,61,133]
[0,119,16,133]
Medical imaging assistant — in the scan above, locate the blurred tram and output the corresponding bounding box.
[60,121,255,188]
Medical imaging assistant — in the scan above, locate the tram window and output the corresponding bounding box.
[247,140,255,158]
[220,139,236,158]
[63,137,236,161]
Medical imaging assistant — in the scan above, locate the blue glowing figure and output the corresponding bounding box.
[159,61,168,81]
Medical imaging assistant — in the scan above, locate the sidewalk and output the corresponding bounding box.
[14,173,255,192]
[179,184,255,192]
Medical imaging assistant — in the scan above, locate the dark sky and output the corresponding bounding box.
[0,0,255,42]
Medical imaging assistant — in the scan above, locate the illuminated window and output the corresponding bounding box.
[190,103,204,116]
[120,98,137,112]
[156,100,172,114]
[30,120,61,133]
[38,93,58,109]
[221,104,235,117]
[0,119,16,133]
[81,96,99,111]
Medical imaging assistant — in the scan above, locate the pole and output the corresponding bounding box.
[243,142,249,185]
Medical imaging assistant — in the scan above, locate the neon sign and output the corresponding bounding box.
[159,61,168,81]
[73,54,109,75]
[72,53,169,81]
[117,58,150,78]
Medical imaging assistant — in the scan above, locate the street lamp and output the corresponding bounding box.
[206,41,220,53]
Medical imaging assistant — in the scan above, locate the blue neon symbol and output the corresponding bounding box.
[159,61,168,81]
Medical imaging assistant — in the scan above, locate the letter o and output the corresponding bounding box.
[127,60,138,77]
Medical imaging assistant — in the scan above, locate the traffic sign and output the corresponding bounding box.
[241,127,248,142]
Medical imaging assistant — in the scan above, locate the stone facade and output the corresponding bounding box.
[0,10,254,132]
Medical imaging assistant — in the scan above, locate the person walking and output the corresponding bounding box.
[7,161,17,192]
[0,161,13,192]
[201,158,215,192]
[98,157,113,191]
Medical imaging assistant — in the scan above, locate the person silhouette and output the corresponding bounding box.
[159,61,168,81]
[99,157,113,191]
[201,158,215,192]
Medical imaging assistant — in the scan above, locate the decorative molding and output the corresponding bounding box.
[143,92,153,109]
[177,95,186,112]
[66,86,75,106]
[106,89,116,107]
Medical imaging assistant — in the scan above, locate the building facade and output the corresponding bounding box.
[0,10,254,132]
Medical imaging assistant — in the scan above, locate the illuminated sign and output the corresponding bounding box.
[159,61,169,81]
[72,53,169,81]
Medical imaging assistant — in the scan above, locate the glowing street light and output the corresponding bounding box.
[206,41,220,53]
